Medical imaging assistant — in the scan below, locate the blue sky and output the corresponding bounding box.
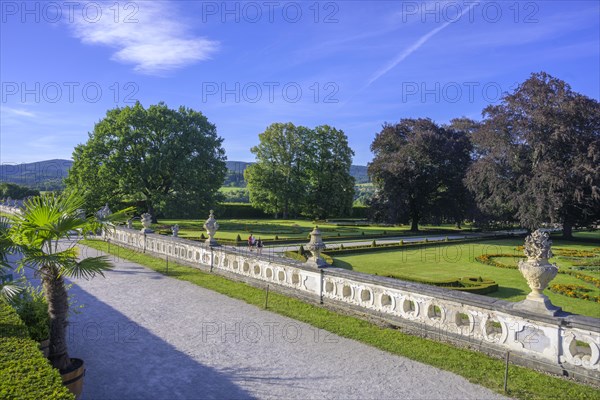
[1,0,598,166]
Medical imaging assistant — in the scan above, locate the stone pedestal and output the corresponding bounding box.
[515,230,561,316]
[305,226,328,268]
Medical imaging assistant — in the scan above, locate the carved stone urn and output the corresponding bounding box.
[96,203,112,220]
[515,229,561,315]
[203,210,220,246]
[140,213,154,233]
[305,226,328,268]
[171,224,180,237]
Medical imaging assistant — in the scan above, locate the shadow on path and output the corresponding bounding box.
[66,284,255,400]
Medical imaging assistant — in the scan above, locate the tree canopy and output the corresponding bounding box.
[65,102,227,219]
[0,183,40,199]
[465,72,600,236]
[368,118,472,230]
[245,123,355,219]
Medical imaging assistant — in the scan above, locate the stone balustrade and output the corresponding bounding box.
[101,226,598,382]
[0,204,22,215]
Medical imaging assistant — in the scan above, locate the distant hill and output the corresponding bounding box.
[0,159,72,190]
[350,165,369,183]
[0,159,370,190]
[224,160,370,186]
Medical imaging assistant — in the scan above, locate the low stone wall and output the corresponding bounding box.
[104,227,598,383]
[0,205,21,215]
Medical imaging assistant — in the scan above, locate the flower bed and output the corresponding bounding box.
[380,274,499,295]
[549,284,600,303]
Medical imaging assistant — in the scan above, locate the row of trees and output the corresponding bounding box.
[245,123,355,219]
[62,72,598,236]
[369,72,600,237]
[65,105,356,220]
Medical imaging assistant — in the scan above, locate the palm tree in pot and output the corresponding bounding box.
[5,191,129,373]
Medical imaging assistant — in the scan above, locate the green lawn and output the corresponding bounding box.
[572,231,600,240]
[218,187,246,193]
[332,238,600,318]
[81,239,599,400]
[142,218,474,241]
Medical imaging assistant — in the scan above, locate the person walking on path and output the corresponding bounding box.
[248,234,255,251]
[257,238,263,255]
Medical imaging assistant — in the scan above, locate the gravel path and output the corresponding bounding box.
[62,244,508,400]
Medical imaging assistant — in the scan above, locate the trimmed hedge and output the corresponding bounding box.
[350,206,369,219]
[284,250,334,265]
[283,250,497,294]
[475,253,600,288]
[380,274,499,295]
[323,235,516,257]
[214,203,370,220]
[0,303,74,400]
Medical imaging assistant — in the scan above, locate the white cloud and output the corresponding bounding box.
[1,107,36,118]
[70,1,219,75]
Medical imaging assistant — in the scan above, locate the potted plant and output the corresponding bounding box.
[3,191,130,398]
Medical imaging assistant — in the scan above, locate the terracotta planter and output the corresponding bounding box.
[61,358,85,399]
[38,339,50,358]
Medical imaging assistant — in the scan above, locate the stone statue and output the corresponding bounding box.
[172,224,179,237]
[305,226,328,268]
[515,229,561,315]
[96,203,112,220]
[126,219,133,229]
[76,209,86,220]
[140,213,153,233]
[203,210,219,246]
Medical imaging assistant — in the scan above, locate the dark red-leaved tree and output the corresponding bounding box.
[465,72,600,237]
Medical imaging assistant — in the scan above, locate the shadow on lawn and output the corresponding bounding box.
[492,286,527,300]
[331,259,354,270]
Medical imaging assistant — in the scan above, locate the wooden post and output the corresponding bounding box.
[264,285,270,309]
[504,351,510,393]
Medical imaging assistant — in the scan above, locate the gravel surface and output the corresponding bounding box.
[59,244,508,400]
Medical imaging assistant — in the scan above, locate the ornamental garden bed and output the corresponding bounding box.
[330,238,600,317]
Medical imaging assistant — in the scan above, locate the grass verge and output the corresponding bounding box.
[81,239,599,400]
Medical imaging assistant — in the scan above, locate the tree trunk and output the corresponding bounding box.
[409,199,419,232]
[562,221,573,239]
[147,202,158,223]
[410,218,419,232]
[43,270,71,370]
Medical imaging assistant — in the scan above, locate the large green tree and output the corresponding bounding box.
[465,72,600,237]
[369,118,472,230]
[245,123,355,219]
[65,102,227,219]
[245,123,305,219]
[303,125,355,219]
